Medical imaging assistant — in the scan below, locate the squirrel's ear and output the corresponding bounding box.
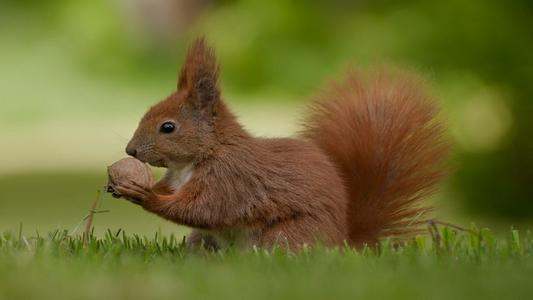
[177,37,220,111]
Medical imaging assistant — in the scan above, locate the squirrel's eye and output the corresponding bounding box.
[160,122,176,134]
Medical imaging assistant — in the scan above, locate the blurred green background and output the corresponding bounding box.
[0,0,531,235]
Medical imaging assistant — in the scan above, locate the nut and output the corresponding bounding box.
[107,157,155,196]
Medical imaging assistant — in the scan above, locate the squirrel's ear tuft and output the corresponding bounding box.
[178,37,220,109]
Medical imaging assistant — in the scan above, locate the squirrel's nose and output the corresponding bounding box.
[126,146,137,158]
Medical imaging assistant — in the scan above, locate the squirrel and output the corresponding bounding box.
[112,37,450,250]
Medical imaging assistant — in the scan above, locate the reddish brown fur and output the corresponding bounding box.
[302,70,450,246]
[115,38,449,250]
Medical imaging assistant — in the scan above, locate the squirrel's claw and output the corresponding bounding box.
[106,185,122,199]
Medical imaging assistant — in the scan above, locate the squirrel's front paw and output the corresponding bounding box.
[112,181,154,205]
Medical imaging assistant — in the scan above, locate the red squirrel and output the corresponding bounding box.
[113,37,449,250]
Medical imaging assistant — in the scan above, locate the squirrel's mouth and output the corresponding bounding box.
[148,159,166,168]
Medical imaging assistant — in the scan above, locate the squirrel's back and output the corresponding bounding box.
[302,69,450,246]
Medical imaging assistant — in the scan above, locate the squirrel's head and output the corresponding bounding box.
[126,37,232,168]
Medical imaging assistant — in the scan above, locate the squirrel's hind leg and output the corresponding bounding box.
[186,229,219,251]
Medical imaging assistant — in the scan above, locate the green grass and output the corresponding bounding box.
[0,227,531,300]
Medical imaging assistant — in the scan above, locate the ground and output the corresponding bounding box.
[0,227,531,299]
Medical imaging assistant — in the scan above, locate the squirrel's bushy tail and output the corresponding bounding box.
[302,69,450,246]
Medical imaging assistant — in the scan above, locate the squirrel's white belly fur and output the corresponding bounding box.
[165,163,194,191]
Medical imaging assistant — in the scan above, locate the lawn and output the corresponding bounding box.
[0,227,531,300]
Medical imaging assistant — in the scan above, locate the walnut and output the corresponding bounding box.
[106,157,155,198]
